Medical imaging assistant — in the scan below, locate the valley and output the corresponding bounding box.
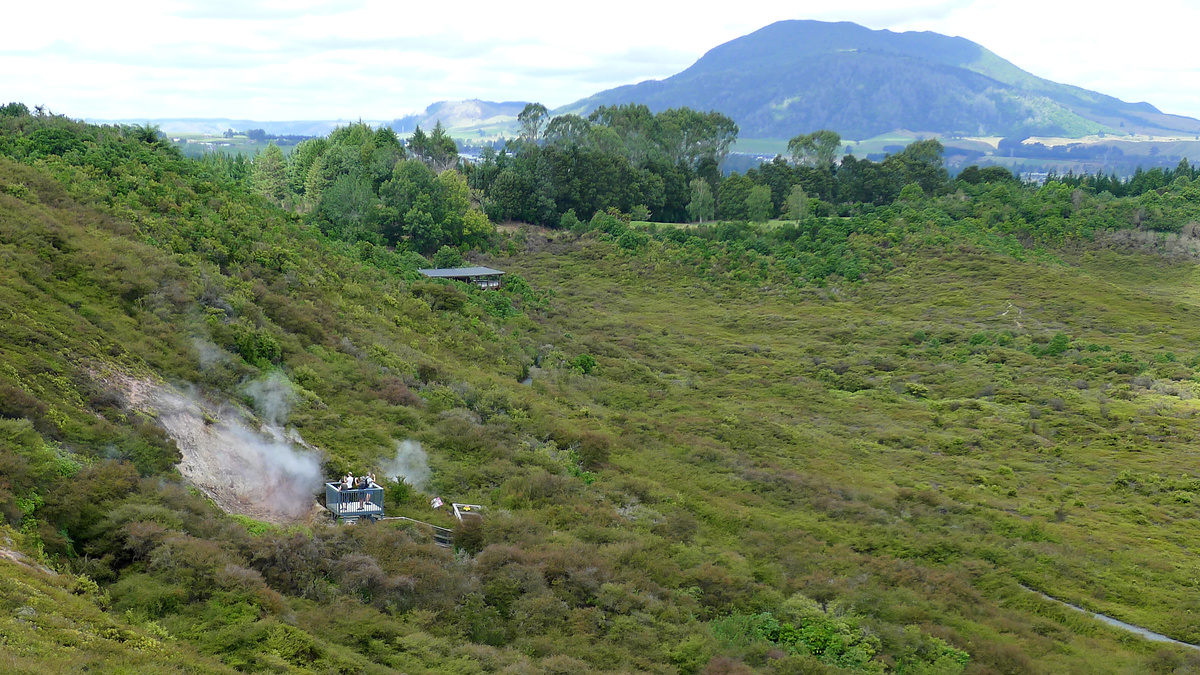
[5,18,1200,671]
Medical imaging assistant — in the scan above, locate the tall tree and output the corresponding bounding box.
[788,130,842,167]
[717,173,754,221]
[251,143,288,203]
[657,108,738,170]
[287,138,328,196]
[686,179,715,223]
[518,103,550,144]
[544,114,592,148]
[882,139,947,195]
[786,184,808,222]
[746,185,772,223]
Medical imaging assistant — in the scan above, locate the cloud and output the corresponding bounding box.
[167,0,369,21]
[6,0,1200,121]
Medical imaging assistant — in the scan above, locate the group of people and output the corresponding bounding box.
[339,471,378,510]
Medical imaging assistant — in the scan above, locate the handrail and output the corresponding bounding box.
[325,482,384,518]
[382,516,453,548]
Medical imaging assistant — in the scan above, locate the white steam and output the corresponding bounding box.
[242,371,299,426]
[119,372,324,523]
[381,440,431,491]
[192,337,231,370]
[220,421,324,519]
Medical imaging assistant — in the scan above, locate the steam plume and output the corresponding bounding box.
[382,440,431,491]
[127,372,324,522]
[242,371,298,426]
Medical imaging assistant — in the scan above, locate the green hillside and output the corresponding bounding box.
[562,20,1200,140]
[4,108,1200,673]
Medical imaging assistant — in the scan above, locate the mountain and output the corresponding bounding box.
[85,118,364,136]
[561,20,1200,140]
[87,99,531,141]
[389,99,528,134]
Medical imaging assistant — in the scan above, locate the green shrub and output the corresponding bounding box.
[432,245,464,268]
[570,354,597,375]
[412,281,466,312]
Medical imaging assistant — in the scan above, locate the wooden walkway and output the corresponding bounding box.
[380,516,454,548]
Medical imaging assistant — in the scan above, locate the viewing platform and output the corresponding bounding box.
[325,482,384,523]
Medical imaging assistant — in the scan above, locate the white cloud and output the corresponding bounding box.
[4,0,1199,122]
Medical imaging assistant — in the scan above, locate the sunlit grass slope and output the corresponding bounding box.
[491,227,1200,671]
[3,111,1200,673]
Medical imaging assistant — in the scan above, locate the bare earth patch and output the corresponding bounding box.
[99,372,324,525]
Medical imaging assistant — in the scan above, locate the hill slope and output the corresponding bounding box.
[562,20,1200,140]
[6,111,1200,672]
[390,99,528,135]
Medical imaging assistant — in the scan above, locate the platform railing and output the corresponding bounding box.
[325,482,384,518]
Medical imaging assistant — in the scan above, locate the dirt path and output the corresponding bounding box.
[1023,585,1200,651]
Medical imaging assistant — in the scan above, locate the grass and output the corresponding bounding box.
[6,112,1200,671]
[484,226,1200,670]
[0,527,237,673]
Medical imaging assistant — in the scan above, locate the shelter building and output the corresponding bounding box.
[418,266,505,290]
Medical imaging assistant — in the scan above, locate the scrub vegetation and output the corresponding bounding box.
[2,104,1200,674]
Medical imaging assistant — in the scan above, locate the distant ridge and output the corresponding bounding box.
[560,20,1200,140]
[390,99,528,134]
[84,118,364,136]
[86,99,531,139]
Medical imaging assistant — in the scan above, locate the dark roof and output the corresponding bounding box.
[419,266,505,278]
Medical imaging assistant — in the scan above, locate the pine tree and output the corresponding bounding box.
[251,143,288,203]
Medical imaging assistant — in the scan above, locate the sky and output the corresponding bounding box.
[5,0,1200,123]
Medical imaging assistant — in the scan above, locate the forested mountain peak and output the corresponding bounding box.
[562,19,1200,139]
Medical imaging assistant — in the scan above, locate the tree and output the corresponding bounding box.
[432,245,463,268]
[544,114,592,148]
[898,182,925,202]
[408,125,429,158]
[746,185,772,223]
[518,103,550,144]
[786,185,808,222]
[287,138,328,196]
[316,175,383,243]
[657,108,739,170]
[717,173,754,221]
[687,179,715,223]
[788,130,842,167]
[252,143,288,203]
[134,122,165,148]
[588,103,658,164]
[882,139,948,196]
[0,102,30,117]
[304,155,328,202]
[408,123,458,172]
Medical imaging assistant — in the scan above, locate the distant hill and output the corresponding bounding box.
[561,20,1200,140]
[84,118,364,136]
[87,100,531,141]
[390,99,527,134]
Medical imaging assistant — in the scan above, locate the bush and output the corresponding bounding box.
[412,281,466,312]
[432,245,464,268]
[378,377,422,407]
[570,354,597,375]
[560,208,583,232]
[234,326,282,365]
